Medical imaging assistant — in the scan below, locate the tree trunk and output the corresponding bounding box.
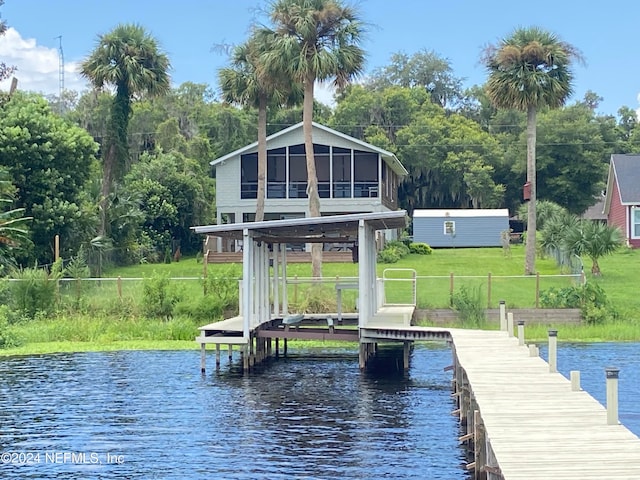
[255,95,267,222]
[99,142,117,236]
[303,74,322,278]
[525,105,537,275]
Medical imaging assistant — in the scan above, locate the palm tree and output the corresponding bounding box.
[266,0,366,277]
[564,221,622,276]
[81,23,170,235]
[219,30,301,221]
[483,27,581,275]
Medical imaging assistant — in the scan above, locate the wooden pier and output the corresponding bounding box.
[192,212,640,478]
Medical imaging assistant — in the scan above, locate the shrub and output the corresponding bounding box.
[378,240,410,263]
[141,273,182,320]
[409,242,432,255]
[539,282,617,325]
[0,305,20,348]
[9,261,63,320]
[451,285,485,327]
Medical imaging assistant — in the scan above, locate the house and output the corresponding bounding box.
[603,154,640,248]
[412,209,510,248]
[207,121,408,255]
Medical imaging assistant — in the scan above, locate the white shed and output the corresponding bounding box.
[412,209,509,248]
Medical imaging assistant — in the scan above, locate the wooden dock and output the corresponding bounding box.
[449,328,640,479]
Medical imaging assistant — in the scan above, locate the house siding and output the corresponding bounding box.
[413,213,509,248]
[607,178,635,247]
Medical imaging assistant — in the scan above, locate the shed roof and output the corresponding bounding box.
[209,121,408,176]
[192,210,408,243]
[413,209,509,218]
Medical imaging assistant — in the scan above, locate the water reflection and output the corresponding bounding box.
[0,346,468,479]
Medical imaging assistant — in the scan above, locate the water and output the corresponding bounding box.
[0,345,469,479]
[1,343,638,479]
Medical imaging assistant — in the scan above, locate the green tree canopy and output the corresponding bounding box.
[0,93,99,265]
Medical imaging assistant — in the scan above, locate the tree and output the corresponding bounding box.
[219,31,301,221]
[483,26,581,275]
[0,93,99,265]
[81,23,171,236]
[266,0,366,277]
[366,49,463,109]
[564,221,622,276]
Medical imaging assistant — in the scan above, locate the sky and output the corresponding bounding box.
[1,0,639,116]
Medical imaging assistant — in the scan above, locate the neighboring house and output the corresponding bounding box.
[208,121,408,253]
[412,209,510,248]
[603,154,640,248]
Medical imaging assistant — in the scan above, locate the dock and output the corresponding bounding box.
[192,211,640,479]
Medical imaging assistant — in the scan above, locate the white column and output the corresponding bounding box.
[273,243,280,316]
[242,229,253,339]
[281,246,288,315]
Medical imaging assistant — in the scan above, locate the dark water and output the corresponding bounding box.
[0,345,469,479]
[1,343,638,480]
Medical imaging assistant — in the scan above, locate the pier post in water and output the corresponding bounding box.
[548,330,558,373]
[606,367,620,425]
[570,371,581,391]
[200,343,206,374]
[507,312,514,337]
[215,344,221,368]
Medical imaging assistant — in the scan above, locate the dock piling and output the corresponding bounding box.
[548,329,558,373]
[570,370,581,391]
[517,320,525,346]
[499,300,506,331]
[606,367,620,425]
[507,312,514,337]
[200,343,206,374]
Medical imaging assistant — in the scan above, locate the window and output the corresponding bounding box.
[241,153,258,199]
[633,207,640,238]
[353,151,378,198]
[267,147,286,198]
[332,147,351,198]
[444,221,456,235]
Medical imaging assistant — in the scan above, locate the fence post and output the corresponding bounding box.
[117,276,122,301]
[294,275,298,306]
[535,272,540,308]
[487,272,492,308]
[449,272,454,307]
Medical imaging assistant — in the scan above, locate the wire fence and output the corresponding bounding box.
[12,271,584,313]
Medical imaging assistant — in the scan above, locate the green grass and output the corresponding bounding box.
[3,246,640,356]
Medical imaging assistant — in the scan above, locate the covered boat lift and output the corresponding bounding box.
[192,210,415,371]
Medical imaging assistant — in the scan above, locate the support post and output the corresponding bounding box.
[517,320,525,346]
[215,344,220,367]
[275,338,279,358]
[548,329,558,373]
[200,343,206,374]
[535,272,540,308]
[606,367,620,425]
[449,272,454,307]
[499,300,506,331]
[228,344,233,361]
[570,370,581,391]
[487,272,492,308]
[529,344,538,357]
[403,341,410,370]
[507,312,514,337]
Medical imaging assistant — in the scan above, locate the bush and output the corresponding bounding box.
[451,285,485,327]
[0,305,20,348]
[378,240,410,263]
[141,273,182,320]
[539,282,617,325]
[9,261,63,320]
[409,242,432,255]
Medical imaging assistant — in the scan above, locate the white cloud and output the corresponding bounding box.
[315,81,336,108]
[0,27,87,96]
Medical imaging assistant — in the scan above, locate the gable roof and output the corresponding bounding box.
[210,121,408,176]
[603,154,640,215]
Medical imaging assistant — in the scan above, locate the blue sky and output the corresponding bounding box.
[1,0,638,116]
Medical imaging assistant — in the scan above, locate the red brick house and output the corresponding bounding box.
[603,154,640,248]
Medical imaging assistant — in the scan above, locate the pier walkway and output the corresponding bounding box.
[449,328,640,479]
